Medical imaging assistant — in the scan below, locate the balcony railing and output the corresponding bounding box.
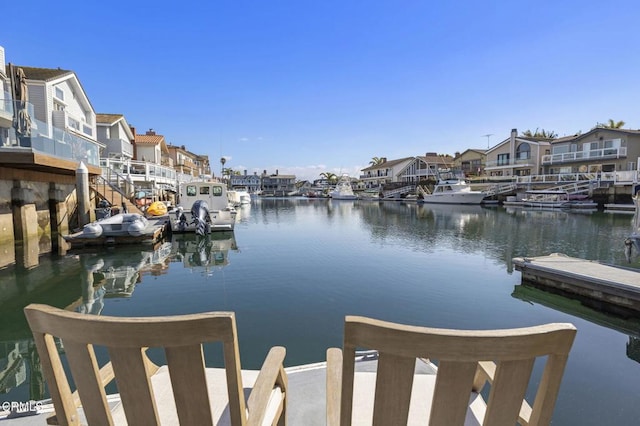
[2,99,101,166]
[542,147,627,164]
[100,158,178,188]
[485,158,535,168]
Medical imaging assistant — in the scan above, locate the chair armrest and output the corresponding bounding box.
[247,346,287,426]
[326,348,343,426]
[471,360,532,425]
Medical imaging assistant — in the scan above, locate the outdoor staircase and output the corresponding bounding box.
[92,175,144,215]
[524,180,599,203]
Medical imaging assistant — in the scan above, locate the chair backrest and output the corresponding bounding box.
[337,316,576,426]
[24,303,247,426]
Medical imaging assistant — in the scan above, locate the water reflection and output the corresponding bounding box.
[513,283,640,364]
[169,232,238,275]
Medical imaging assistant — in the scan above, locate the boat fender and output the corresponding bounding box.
[82,222,103,238]
[128,219,146,236]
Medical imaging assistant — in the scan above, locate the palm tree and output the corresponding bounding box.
[319,172,338,184]
[597,119,625,129]
[369,157,385,166]
[520,128,558,139]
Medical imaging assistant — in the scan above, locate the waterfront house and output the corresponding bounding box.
[454,149,487,178]
[96,113,134,160]
[397,153,454,184]
[541,128,640,182]
[230,171,262,193]
[485,129,551,179]
[360,157,413,190]
[261,170,296,196]
[167,143,208,179]
[0,46,103,267]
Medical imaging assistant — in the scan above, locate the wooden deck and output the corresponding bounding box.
[513,253,640,315]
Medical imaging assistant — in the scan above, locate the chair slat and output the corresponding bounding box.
[484,358,535,426]
[32,333,80,426]
[108,347,159,426]
[372,352,416,426]
[429,360,478,426]
[63,341,113,426]
[165,344,213,426]
[222,330,247,426]
[529,354,570,426]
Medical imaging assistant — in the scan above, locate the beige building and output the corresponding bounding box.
[454,149,487,177]
[485,129,551,178]
[541,128,640,178]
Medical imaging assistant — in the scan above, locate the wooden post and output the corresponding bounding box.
[76,162,90,226]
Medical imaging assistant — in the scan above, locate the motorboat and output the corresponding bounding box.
[417,180,486,205]
[170,181,237,235]
[521,190,597,209]
[329,175,358,200]
[228,188,251,206]
[626,187,640,259]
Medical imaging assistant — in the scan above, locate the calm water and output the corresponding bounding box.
[1,198,640,425]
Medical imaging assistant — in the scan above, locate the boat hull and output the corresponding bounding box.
[418,193,487,205]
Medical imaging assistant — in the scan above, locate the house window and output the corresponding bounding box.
[55,87,64,100]
[553,145,569,154]
[516,143,531,160]
[497,153,510,166]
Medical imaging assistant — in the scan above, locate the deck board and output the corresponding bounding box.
[513,253,640,314]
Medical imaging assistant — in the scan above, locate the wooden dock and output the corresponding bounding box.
[513,253,640,315]
[64,216,169,248]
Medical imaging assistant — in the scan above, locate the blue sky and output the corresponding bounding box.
[3,1,639,181]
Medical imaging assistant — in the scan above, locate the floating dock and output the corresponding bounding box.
[64,216,169,248]
[513,253,640,315]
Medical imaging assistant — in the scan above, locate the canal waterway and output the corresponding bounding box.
[1,198,639,425]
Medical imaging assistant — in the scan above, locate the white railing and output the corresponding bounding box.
[100,158,178,189]
[542,147,627,164]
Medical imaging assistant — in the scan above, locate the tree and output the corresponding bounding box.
[597,119,625,129]
[369,157,385,166]
[520,128,558,139]
[319,172,338,184]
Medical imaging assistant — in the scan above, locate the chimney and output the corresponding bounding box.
[381,157,387,163]
[129,125,136,138]
[510,128,517,160]
[244,169,247,176]
[0,46,5,75]
[276,169,279,175]
[146,129,156,136]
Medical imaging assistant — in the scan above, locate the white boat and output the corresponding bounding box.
[626,186,640,258]
[229,187,251,206]
[170,181,237,235]
[521,190,597,209]
[418,180,486,205]
[329,175,358,200]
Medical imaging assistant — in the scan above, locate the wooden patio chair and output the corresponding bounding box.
[24,304,287,426]
[327,316,576,426]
